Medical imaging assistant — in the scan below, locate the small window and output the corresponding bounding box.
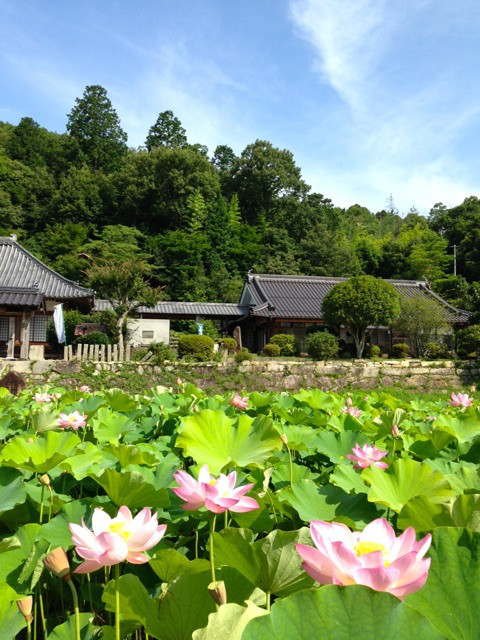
[30,316,47,342]
[0,317,9,341]
[142,330,154,339]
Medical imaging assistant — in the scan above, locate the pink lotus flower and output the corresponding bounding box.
[231,393,249,410]
[69,506,166,573]
[79,385,91,393]
[449,392,473,408]
[52,392,62,400]
[341,406,361,418]
[58,411,87,430]
[296,518,431,599]
[347,443,388,469]
[172,464,259,514]
[425,415,436,422]
[34,392,52,403]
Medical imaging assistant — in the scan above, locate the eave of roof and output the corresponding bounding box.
[94,299,248,317]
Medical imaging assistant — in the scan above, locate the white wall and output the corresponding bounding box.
[127,318,170,346]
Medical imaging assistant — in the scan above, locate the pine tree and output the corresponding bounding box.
[67,85,127,172]
[145,110,187,150]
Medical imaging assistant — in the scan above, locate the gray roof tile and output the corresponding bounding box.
[0,237,93,302]
[94,299,248,317]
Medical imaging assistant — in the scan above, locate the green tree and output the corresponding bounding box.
[322,276,400,357]
[393,295,449,357]
[67,85,127,171]
[7,117,48,167]
[145,110,187,151]
[186,191,207,232]
[86,260,162,350]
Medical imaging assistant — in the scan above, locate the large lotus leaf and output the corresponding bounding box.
[435,412,480,443]
[0,582,25,640]
[175,410,282,474]
[106,443,161,467]
[59,442,116,479]
[314,430,369,464]
[242,585,442,640]
[404,431,454,459]
[213,527,314,597]
[450,494,480,532]
[103,572,215,640]
[31,407,60,433]
[46,613,96,640]
[149,548,210,583]
[271,462,319,490]
[272,424,319,453]
[362,459,455,513]
[329,464,369,495]
[0,431,80,473]
[104,388,138,412]
[279,479,380,527]
[398,496,454,531]
[425,459,480,493]
[91,468,169,508]
[193,602,268,640]
[0,524,46,596]
[406,527,480,640]
[91,407,135,443]
[0,468,26,515]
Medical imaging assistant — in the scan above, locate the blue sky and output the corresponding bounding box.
[1,0,480,214]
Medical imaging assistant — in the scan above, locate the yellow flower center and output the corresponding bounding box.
[109,521,131,540]
[354,541,390,566]
[209,479,217,485]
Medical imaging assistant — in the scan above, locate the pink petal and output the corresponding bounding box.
[126,551,149,564]
[118,506,133,522]
[198,465,212,484]
[412,533,432,559]
[229,496,260,512]
[296,543,335,584]
[330,541,361,574]
[91,509,112,536]
[138,525,167,551]
[389,527,416,560]
[353,566,399,592]
[74,559,104,574]
[229,483,255,499]
[374,461,388,469]
[96,533,128,566]
[388,559,431,598]
[204,498,228,513]
[360,519,396,549]
[69,523,98,549]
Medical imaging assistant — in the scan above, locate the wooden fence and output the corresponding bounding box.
[63,344,132,362]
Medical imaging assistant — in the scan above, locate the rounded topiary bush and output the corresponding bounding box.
[220,338,238,354]
[235,348,253,364]
[456,325,480,359]
[306,331,339,360]
[270,333,300,357]
[392,342,410,358]
[365,344,381,358]
[74,331,110,346]
[177,335,215,362]
[262,343,281,357]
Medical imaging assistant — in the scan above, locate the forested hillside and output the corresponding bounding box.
[1,84,479,311]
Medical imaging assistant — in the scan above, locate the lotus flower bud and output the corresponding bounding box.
[27,438,34,443]
[208,580,227,606]
[193,404,199,412]
[176,377,182,386]
[391,424,400,438]
[346,397,353,406]
[16,596,33,622]
[40,474,50,487]
[280,433,288,445]
[470,385,476,393]
[43,548,70,578]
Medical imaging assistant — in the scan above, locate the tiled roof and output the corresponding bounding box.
[245,273,470,323]
[94,299,248,317]
[0,287,45,308]
[0,237,93,302]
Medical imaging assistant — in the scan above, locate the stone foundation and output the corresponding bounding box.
[0,358,477,393]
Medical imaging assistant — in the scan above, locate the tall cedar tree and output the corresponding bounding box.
[67,85,127,172]
[145,110,188,151]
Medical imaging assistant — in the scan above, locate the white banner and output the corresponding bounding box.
[53,304,66,344]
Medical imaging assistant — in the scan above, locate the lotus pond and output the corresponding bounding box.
[1,382,480,640]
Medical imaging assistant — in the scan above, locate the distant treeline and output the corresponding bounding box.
[1,84,479,312]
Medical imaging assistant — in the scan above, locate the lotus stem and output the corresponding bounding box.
[38,590,46,637]
[287,444,293,490]
[195,529,199,559]
[224,510,228,529]
[87,572,95,615]
[66,577,81,640]
[39,484,45,524]
[209,514,217,584]
[27,621,32,640]
[48,487,54,521]
[266,591,271,611]
[33,594,37,640]
[115,563,121,640]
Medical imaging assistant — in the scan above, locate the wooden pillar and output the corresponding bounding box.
[20,312,32,360]
[6,317,15,359]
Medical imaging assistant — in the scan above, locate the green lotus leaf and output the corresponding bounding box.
[39,500,90,548]
[0,468,26,515]
[435,412,480,443]
[91,468,170,509]
[242,585,442,640]
[104,388,138,412]
[213,527,314,597]
[46,613,97,640]
[362,459,455,513]
[314,430,369,464]
[91,407,135,444]
[0,431,80,473]
[407,527,480,640]
[193,602,268,640]
[0,582,26,639]
[175,410,282,474]
[149,548,210,583]
[279,479,380,527]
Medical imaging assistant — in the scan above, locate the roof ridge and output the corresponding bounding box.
[249,273,424,285]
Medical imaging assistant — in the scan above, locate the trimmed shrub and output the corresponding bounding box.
[306,332,339,360]
[270,333,300,357]
[305,323,326,336]
[149,341,176,364]
[219,338,238,354]
[365,344,381,358]
[74,331,110,346]
[177,335,214,362]
[392,343,410,359]
[456,325,480,359]
[235,348,253,364]
[424,341,450,359]
[262,343,281,357]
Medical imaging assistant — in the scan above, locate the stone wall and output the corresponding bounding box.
[0,358,478,394]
